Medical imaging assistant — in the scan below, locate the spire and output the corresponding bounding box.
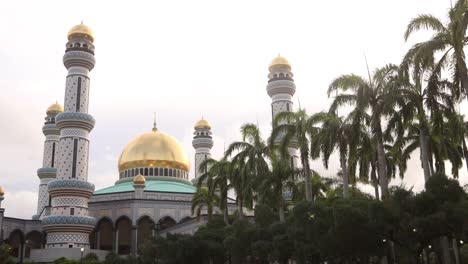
[152,112,157,132]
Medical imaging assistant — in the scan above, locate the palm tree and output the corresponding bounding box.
[404,0,468,101]
[225,123,269,219]
[389,58,465,181]
[256,153,294,222]
[197,158,232,225]
[271,109,314,201]
[328,64,399,199]
[191,187,217,222]
[309,111,354,198]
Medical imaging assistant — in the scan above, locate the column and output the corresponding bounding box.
[131,226,138,255]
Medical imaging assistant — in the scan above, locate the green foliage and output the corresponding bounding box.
[144,175,468,263]
[0,244,15,264]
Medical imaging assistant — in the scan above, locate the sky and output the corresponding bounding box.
[1,0,467,219]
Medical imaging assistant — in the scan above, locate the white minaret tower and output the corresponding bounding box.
[267,55,299,167]
[42,23,96,249]
[192,117,214,185]
[33,103,63,220]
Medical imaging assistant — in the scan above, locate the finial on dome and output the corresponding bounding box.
[134,174,146,185]
[0,185,4,196]
[152,112,157,132]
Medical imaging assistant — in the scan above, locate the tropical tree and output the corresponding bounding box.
[191,187,218,222]
[404,0,468,101]
[271,109,314,201]
[328,64,399,199]
[225,123,269,219]
[198,157,232,225]
[257,153,295,222]
[309,111,355,198]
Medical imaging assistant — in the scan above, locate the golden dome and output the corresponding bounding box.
[269,55,291,71]
[0,186,4,196]
[194,117,211,130]
[133,174,146,184]
[118,128,190,173]
[46,103,64,115]
[67,22,94,42]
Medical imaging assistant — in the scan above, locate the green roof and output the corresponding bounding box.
[93,178,196,195]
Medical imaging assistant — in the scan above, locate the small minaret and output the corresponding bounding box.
[0,186,4,242]
[133,174,146,198]
[0,186,4,208]
[42,22,96,249]
[192,117,213,185]
[33,103,63,220]
[266,55,299,167]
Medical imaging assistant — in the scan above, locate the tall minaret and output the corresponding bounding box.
[192,117,214,185]
[42,23,96,249]
[266,55,299,166]
[33,103,63,220]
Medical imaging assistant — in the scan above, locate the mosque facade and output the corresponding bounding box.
[0,23,298,262]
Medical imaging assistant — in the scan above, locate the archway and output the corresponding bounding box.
[8,229,25,259]
[25,231,42,258]
[116,216,132,255]
[89,230,97,249]
[137,216,155,253]
[96,218,113,251]
[157,216,176,230]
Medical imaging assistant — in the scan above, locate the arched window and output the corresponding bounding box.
[149,168,153,176]
[164,168,168,176]
[169,169,173,177]
[159,168,164,176]
[144,168,149,176]
[279,73,284,77]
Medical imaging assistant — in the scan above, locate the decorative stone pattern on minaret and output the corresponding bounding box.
[42,23,96,249]
[33,105,62,220]
[267,55,299,167]
[192,118,214,185]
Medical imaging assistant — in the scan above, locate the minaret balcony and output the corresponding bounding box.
[63,50,95,70]
[266,80,296,97]
[56,112,95,131]
[37,167,57,179]
[48,179,95,198]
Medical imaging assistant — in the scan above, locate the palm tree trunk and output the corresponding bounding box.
[223,204,229,225]
[238,198,244,220]
[462,138,468,174]
[457,58,468,97]
[419,128,432,182]
[278,198,285,222]
[376,138,389,199]
[371,163,380,200]
[302,155,313,202]
[340,151,349,199]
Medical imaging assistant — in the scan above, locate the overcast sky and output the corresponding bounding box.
[1,0,467,218]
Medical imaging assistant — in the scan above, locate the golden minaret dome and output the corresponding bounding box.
[118,123,190,173]
[0,186,4,196]
[46,102,64,115]
[194,117,212,130]
[269,55,291,71]
[67,22,94,42]
[133,174,146,185]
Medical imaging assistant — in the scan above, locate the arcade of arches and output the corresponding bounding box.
[89,216,177,255]
[3,230,44,262]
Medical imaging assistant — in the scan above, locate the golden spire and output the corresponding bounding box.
[152,112,157,132]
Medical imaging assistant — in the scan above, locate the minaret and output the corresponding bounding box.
[266,55,299,166]
[33,103,63,220]
[42,23,96,249]
[192,117,214,185]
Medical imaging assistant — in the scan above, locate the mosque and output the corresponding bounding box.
[0,22,298,262]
